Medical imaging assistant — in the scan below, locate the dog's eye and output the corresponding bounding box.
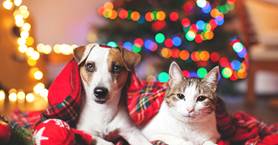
[197,96,207,102]
[112,64,122,73]
[85,63,95,72]
[177,93,185,100]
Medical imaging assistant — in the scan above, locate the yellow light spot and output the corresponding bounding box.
[27,58,37,66]
[17,91,25,102]
[26,36,34,46]
[156,11,166,21]
[40,89,48,100]
[13,10,20,17]
[26,47,34,56]
[3,0,13,10]
[18,45,27,53]
[33,83,45,94]
[22,23,31,31]
[37,43,52,54]
[26,93,35,103]
[210,8,222,18]
[14,0,22,6]
[9,92,17,102]
[53,44,61,54]
[110,10,117,20]
[0,90,5,101]
[34,70,43,80]
[9,88,17,93]
[20,31,29,39]
[103,9,112,18]
[104,2,113,9]
[160,48,171,59]
[31,51,40,60]
[19,5,29,18]
[17,38,26,45]
[15,15,24,27]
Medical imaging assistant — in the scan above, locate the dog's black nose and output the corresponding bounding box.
[94,87,108,98]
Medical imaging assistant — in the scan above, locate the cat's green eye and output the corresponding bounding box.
[177,93,185,99]
[197,96,207,102]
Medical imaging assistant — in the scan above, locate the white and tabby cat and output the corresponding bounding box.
[142,62,220,145]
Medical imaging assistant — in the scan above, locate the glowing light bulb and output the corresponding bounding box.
[222,67,233,78]
[9,92,17,102]
[22,23,31,31]
[103,2,113,9]
[26,93,35,103]
[196,0,207,8]
[3,0,13,10]
[156,11,166,21]
[14,0,22,6]
[33,83,45,94]
[15,15,24,27]
[161,48,171,59]
[197,68,208,78]
[26,37,34,46]
[34,70,43,80]
[18,45,27,53]
[39,89,48,100]
[185,30,196,41]
[20,31,29,39]
[155,33,165,44]
[27,58,37,66]
[17,38,26,45]
[0,90,5,101]
[158,72,169,82]
[30,51,40,60]
[17,91,25,102]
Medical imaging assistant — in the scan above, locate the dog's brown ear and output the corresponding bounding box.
[121,48,141,70]
[73,44,95,65]
[73,46,85,63]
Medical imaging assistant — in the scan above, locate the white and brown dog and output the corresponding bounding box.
[73,43,152,145]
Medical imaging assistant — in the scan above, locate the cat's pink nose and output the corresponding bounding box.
[186,107,194,113]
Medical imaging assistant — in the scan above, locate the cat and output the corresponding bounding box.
[141,62,220,145]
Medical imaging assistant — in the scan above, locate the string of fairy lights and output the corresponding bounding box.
[97,0,248,82]
[0,0,76,107]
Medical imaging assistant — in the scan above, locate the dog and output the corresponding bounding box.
[73,43,152,145]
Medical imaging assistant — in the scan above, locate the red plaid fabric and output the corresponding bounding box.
[127,73,168,126]
[10,110,42,129]
[42,59,82,127]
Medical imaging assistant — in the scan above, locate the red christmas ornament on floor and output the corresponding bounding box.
[0,120,11,145]
[33,119,75,145]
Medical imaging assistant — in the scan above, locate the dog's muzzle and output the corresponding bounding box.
[94,87,108,104]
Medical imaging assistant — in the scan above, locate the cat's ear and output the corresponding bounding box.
[203,66,219,90]
[169,62,184,84]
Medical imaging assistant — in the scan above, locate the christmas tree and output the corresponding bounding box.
[95,0,248,86]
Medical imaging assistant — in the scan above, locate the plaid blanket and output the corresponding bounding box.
[9,59,278,145]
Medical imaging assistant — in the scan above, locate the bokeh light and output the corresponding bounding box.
[197,67,208,78]
[158,72,169,82]
[222,67,233,78]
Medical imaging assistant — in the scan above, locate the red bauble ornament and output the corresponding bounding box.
[0,120,11,145]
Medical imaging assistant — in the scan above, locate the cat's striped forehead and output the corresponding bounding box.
[170,78,202,92]
[166,78,217,106]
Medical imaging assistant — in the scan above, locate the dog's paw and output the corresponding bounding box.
[96,137,114,145]
[203,141,217,145]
